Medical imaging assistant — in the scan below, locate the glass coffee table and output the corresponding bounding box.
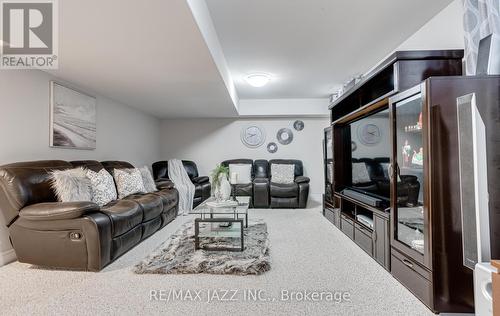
[190,197,250,252]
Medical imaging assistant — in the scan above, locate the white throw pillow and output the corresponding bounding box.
[229,164,252,184]
[50,167,92,202]
[114,168,146,199]
[139,166,157,193]
[271,164,295,184]
[86,169,118,206]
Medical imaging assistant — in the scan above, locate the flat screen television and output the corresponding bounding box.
[345,108,391,202]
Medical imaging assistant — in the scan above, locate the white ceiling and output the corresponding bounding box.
[205,0,455,99]
[49,0,238,118]
[48,0,456,118]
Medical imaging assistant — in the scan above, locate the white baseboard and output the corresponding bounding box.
[0,248,16,266]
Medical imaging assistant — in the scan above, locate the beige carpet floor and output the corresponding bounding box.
[0,199,433,316]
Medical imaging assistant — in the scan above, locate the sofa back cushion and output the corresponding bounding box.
[0,160,72,224]
[253,160,269,178]
[101,161,134,176]
[152,160,199,181]
[268,159,303,177]
[70,160,105,172]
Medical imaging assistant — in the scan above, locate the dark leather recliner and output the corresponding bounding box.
[269,159,310,208]
[221,159,310,209]
[152,160,210,207]
[0,160,179,271]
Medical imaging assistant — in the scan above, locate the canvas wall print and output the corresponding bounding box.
[50,82,96,149]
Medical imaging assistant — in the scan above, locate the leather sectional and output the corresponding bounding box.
[221,159,310,208]
[0,160,179,271]
[152,160,211,207]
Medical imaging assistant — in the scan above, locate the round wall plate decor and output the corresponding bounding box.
[276,128,294,145]
[293,120,304,131]
[267,142,278,153]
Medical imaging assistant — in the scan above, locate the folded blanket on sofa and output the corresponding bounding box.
[168,159,195,215]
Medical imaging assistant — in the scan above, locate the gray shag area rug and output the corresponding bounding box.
[134,219,270,275]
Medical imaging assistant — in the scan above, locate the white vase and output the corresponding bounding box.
[215,174,231,201]
[219,174,231,201]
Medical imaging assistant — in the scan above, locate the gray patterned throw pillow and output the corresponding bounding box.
[139,166,157,193]
[114,168,146,199]
[271,164,295,184]
[86,169,117,206]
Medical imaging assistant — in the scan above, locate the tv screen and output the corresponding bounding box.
[348,108,391,200]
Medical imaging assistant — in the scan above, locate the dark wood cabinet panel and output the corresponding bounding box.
[374,215,389,268]
[387,76,500,314]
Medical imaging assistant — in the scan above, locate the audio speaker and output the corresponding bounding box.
[477,33,500,75]
[457,93,491,270]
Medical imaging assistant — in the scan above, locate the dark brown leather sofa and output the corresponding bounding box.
[152,160,210,207]
[221,159,310,209]
[0,160,179,271]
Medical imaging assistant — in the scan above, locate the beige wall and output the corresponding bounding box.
[160,117,329,195]
[0,70,161,264]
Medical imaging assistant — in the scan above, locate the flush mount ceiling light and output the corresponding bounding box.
[245,73,271,87]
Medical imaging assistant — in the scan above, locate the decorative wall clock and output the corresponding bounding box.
[276,128,293,145]
[267,142,278,153]
[357,123,381,146]
[240,124,266,148]
[293,120,305,131]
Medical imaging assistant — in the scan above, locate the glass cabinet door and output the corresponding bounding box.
[325,128,333,184]
[324,127,334,200]
[393,94,425,256]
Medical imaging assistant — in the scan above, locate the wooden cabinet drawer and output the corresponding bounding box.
[340,215,354,239]
[391,250,433,309]
[354,223,373,255]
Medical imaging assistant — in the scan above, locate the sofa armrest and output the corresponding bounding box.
[19,202,100,221]
[253,177,269,208]
[295,176,310,184]
[156,178,175,190]
[192,176,209,184]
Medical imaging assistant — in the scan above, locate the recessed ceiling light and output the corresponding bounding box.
[246,73,271,87]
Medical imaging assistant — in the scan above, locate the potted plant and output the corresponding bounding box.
[210,164,231,201]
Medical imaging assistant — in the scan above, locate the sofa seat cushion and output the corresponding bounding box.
[124,193,163,222]
[101,200,143,237]
[153,189,178,211]
[233,183,252,196]
[270,182,298,198]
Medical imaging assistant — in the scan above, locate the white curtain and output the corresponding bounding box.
[463,0,500,74]
[168,159,195,216]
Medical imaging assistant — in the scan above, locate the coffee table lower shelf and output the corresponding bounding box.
[194,218,244,252]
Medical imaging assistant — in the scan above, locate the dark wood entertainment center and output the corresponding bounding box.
[322,50,493,313]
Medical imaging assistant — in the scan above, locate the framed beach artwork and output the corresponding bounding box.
[49,81,96,149]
